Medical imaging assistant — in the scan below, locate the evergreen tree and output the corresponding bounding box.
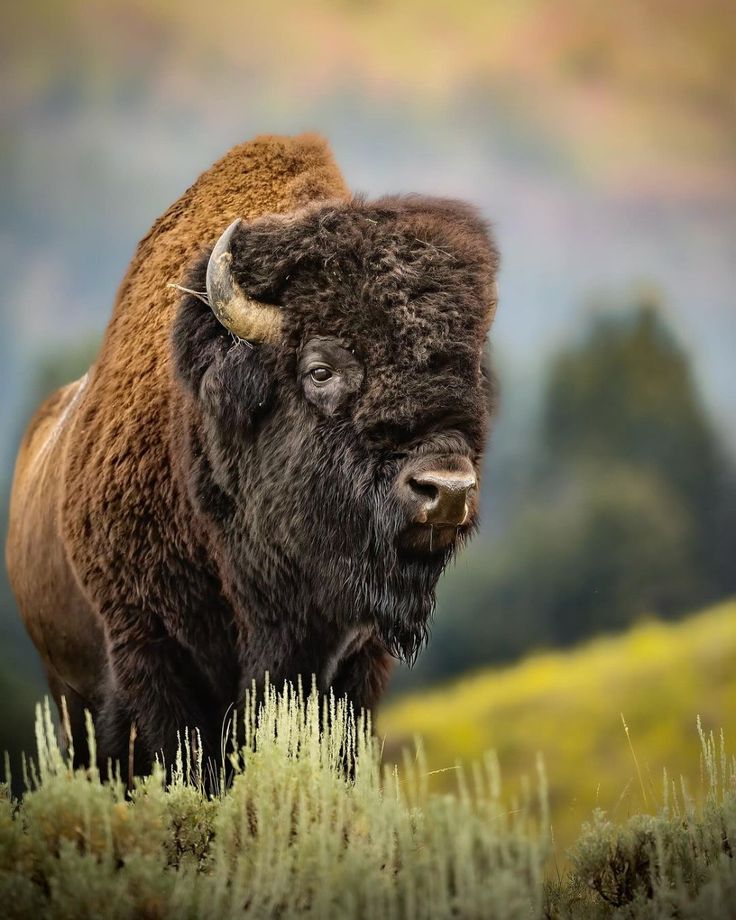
[541,295,732,599]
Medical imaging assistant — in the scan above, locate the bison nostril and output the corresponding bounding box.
[408,477,440,504]
[404,467,477,527]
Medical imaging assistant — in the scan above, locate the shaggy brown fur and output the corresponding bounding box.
[7,134,498,779]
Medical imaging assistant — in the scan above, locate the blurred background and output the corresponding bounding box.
[2,0,734,855]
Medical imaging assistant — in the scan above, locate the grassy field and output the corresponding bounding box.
[381,600,736,865]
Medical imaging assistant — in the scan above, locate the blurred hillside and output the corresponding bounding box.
[381,599,736,861]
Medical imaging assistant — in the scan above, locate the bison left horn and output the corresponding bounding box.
[205,218,283,344]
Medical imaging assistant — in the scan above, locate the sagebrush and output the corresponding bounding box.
[549,719,736,918]
[0,685,734,919]
[0,684,548,919]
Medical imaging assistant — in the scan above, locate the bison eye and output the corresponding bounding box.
[309,366,334,385]
[299,337,363,415]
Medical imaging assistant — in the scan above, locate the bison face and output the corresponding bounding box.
[172,195,499,662]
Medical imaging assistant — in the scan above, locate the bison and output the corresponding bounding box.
[7,133,499,778]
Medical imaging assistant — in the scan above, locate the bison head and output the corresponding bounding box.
[172,195,499,663]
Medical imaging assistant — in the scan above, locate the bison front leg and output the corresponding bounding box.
[97,610,220,782]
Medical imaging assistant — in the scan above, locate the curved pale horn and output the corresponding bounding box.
[205,218,283,343]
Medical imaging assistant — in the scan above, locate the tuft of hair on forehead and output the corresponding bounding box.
[351,193,499,270]
[365,192,492,234]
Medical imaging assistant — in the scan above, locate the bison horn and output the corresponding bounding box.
[205,218,283,343]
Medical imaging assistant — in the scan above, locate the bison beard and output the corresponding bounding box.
[7,135,498,782]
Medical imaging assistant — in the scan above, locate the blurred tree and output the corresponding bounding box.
[541,297,734,597]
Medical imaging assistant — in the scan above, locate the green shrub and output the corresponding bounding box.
[2,686,734,918]
[0,686,547,919]
[548,720,736,918]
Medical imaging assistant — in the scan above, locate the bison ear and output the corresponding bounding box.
[205,219,284,344]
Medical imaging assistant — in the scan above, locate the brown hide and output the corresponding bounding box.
[7,135,349,750]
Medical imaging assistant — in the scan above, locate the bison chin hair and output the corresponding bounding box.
[299,471,464,667]
[311,541,444,666]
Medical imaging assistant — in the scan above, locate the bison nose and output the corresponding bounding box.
[402,463,477,527]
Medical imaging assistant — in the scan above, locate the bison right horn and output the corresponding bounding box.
[205,219,283,344]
